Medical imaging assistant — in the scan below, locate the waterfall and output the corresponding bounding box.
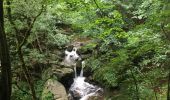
[74,66,77,78]
[69,61,103,100]
[80,61,85,77]
[61,47,103,99]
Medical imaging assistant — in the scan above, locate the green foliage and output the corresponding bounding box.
[42,91,54,100]
[11,82,30,100]
[47,33,70,48]
[3,0,170,99]
[11,80,45,100]
[80,42,97,54]
[80,0,169,99]
[94,66,118,87]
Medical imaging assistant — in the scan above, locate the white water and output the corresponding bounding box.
[69,61,103,100]
[61,47,103,99]
[80,61,85,77]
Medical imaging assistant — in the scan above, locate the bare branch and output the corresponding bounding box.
[93,0,104,17]
[19,5,45,49]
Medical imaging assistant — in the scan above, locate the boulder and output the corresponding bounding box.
[52,67,73,79]
[42,79,68,100]
[42,65,73,80]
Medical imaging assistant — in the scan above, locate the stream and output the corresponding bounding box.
[69,61,103,100]
[62,47,103,100]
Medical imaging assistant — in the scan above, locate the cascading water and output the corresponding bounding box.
[61,47,103,100]
[80,61,85,77]
[69,61,103,100]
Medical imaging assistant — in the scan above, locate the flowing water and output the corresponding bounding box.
[69,61,103,100]
[61,47,103,100]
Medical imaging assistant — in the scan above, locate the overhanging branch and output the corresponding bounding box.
[18,5,45,49]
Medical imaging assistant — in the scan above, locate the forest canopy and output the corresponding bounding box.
[0,0,170,100]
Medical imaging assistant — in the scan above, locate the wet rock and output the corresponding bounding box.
[69,77,103,100]
[80,92,104,100]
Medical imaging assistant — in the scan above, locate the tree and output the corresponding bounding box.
[0,0,12,100]
[6,0,45,99]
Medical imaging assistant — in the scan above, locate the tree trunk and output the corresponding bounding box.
[6,1,44,99]
[167,54,170,100]
[6,1,37,99]
[167,72,170,100]
[130,69,139,100]
[0,0,12,100]
[17,47,37,100]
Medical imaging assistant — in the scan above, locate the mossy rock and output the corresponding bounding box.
[42,66,73,81]
[42,79,68,100]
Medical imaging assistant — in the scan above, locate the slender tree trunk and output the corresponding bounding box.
[0,0,12,100]
[6,1,44,100]
[18,47,37,100]
[6,1,37,100]
[161,24,170,100]
[167,47,170,100]
[130,69,139,100]
[150,80,158,100]
[167,70,170,100]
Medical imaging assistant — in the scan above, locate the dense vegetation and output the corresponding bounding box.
[0,0,170,100]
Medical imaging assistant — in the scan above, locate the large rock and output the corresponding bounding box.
[42,79,68,100]
[42,65,73,80]
[52,67,73,79]
[41,65,74,96]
